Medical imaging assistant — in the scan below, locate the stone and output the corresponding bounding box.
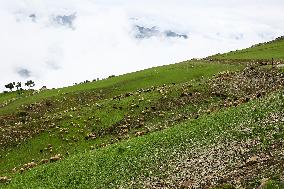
[181,180,194,188]
[246,155,259,166]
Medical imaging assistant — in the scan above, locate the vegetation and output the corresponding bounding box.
[0,36,284,188]
[4,80,33,93]
[24,80,35,90]
[210,36,284,60]
[4,83,15,92]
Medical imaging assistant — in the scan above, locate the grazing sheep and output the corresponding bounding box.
[27,162,37,169]
[135,131,145,137]
[90,145,95,150]
[19,168,25,173]
[50,154,62,162]
[40,159,49,164]
[23,164,28,169]
[0,176,11,183]
[85,133,96,140]
[158,113,165,117]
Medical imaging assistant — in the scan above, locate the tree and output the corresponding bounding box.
[108,75,115,79]
[25,80,35,89]
[15,82,24,95]
[15,82,22,90]
[5,82,15,91]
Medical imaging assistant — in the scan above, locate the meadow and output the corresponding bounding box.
[1,37,284,188]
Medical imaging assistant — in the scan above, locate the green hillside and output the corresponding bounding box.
[1,37,284,188]
[0,62,238,116]
[211,36,284,60]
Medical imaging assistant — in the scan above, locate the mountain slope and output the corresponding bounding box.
[0,62,239,116]
[5,90,284,188]
[210,36,284,60]
[1,37,284,188]
[0,61,242,175]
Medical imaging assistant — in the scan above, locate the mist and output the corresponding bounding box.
[0,0,284,91]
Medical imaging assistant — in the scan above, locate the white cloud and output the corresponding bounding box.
[0,0,284,90]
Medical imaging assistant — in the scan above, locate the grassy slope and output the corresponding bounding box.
[211,37,284,60]
[1,37,284,188]
[5,90,284,188]
[0,61,242,175]
[0,61,238,116]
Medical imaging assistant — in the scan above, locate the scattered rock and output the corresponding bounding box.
[40,159,49,164]
[0,176,11,183]
[85,133,96,140]
[50,154,62,162]
[246,155,259,166]
[181,180,194,188]
[135,131,145,137]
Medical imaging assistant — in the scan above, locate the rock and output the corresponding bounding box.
[181,180,194,188]
[158,113,165,117]
[19,168,25,173]
[125,92,133,97]
[180,92,192,97]
[246,155,259,166]
[27,162,37,169]
[0,176,11,183]
[135,131,146,137]
[40,159,49,164]
[50,154,62,162]
[85,133,96,140]
[90,145,95,150]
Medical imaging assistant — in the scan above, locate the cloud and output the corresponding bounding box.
[0,0,284,90]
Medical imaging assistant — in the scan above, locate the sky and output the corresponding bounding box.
[0,0,284,90]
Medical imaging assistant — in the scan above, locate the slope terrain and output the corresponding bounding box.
[211,36,284,60]
[1,37,284,188]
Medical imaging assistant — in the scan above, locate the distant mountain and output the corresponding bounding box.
[17,68,31,78]
[135,25,160,39]
[164,30,188,39]
[53,13,76,28]
[135,25,188,39]
[26,13,76,28]
[29,14,36,22]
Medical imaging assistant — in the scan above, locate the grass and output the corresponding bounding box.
[264,180,284,189]
[0,61,241,116]
[3,90,284,188]
[211,37,284,60]
[1,36,284,188]
[0,61,243,175]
